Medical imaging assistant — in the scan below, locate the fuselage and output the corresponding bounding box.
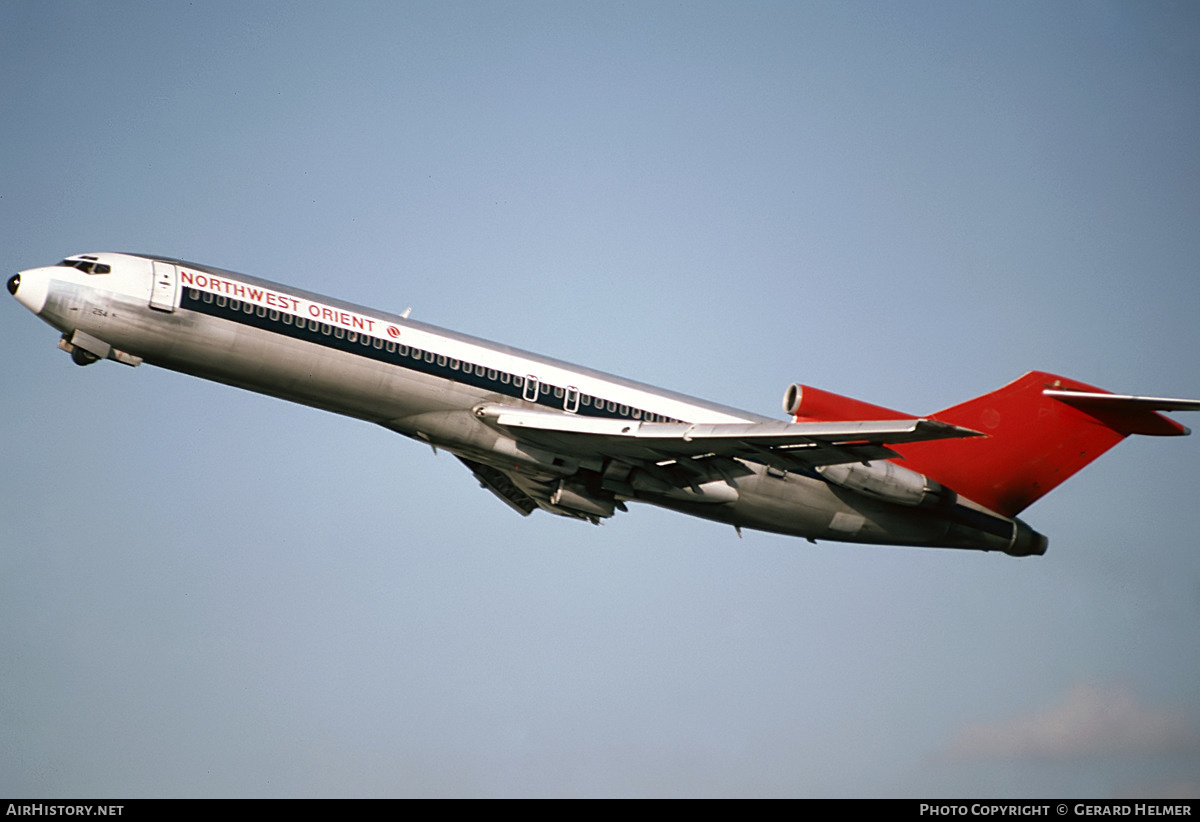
[9,252,1045,555]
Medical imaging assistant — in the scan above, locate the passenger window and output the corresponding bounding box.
[347,331,358,343]
[334,327,344,339]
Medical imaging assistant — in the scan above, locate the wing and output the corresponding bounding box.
[472,403,980,474]
[456,404,979,522]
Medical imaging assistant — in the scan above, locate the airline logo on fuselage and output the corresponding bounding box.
[179,269,390,337]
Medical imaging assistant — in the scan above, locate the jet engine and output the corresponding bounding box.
[782,382,908,421]
[550,479,616,519]
[816,460,954,509]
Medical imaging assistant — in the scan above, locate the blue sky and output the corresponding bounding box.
[2,1,1199,798]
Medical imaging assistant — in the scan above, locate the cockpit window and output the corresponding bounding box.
[56,259,111,274]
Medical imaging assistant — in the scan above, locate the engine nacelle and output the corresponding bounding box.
[1007,519,1049,557]
[782,383,803,416]
[782,383,911,422]
[817,460,954,509]
[550,479,616,519]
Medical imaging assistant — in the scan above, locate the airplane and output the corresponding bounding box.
[9,252,1200,557]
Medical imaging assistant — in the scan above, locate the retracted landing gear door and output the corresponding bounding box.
[149,260,177,312]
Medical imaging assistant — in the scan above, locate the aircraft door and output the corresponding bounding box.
[524,375,540,403]
[149,260,178,312]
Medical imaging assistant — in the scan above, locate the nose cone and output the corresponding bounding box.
[10,268,50,314]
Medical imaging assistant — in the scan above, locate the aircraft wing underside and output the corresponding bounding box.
[459,404,981,521]
[474,404,979,473]
[455,455,540,517]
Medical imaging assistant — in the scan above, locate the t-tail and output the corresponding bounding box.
[787,371,1200,518]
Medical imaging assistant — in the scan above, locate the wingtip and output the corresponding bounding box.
[917,418,984,439]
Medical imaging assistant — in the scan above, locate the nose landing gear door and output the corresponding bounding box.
[149,260,178,313]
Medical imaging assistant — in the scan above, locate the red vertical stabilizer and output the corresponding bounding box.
[790,372,1191,517]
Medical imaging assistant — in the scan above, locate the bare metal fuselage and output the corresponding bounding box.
[10,253,1045,555]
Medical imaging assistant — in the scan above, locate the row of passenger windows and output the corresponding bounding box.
[187,287,681,423]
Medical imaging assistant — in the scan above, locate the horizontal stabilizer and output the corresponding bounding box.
[1043,389,1199,435]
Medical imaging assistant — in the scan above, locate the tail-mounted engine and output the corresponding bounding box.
[816,460,955,509]
[782,382,908,422]
[782,382,954,508]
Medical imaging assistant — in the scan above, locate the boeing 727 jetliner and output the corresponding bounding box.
[10,252,1200,556]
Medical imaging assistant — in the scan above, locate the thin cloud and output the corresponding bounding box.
[946,684,1200,760]
[1117,777,1200,800]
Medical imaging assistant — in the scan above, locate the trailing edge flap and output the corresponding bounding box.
[456,455,612,522]
[473,404,980,470]
[456,455,538,516]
